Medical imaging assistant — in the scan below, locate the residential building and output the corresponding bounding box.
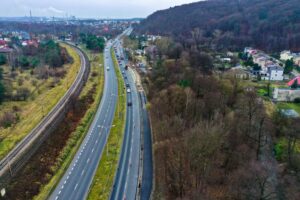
[280,50,293,61]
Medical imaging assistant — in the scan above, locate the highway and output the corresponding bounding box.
[0,43,90,180]
[49,40,119,200]
[110,33,142,200]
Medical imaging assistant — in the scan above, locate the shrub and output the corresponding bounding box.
[294,98,300,103]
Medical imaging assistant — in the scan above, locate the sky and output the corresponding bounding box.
[0,0,198,18]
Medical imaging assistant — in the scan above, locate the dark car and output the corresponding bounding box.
[127,102,132,106]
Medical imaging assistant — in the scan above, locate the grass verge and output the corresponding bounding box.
[277,102,300,114]
[87,48,126,200]
[0,44,80,160]
[33,49,104,200]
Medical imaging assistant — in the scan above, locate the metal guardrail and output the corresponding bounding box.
[0,43,90,186]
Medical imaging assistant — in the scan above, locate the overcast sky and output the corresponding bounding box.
[0,0,198,18]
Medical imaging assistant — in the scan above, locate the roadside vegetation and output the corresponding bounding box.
[87,49,126,200]
[0,42,78,160]
[2,47,104,200]
[131,34,300,199]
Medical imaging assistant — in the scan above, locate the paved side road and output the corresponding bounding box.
[49,40,119,200]
[139,91,153,200]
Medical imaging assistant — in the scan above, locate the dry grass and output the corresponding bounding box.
[34,49,104,200]
[0,43,80,160]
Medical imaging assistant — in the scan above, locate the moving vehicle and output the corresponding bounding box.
[106,67,110,71]
[127,88,131,93]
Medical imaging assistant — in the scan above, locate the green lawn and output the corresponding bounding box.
[274,137,300,161]
[87,48,127,200]
[277,102,300,114]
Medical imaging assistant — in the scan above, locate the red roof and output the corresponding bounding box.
[0,40,6,45]
[288,76,300,86]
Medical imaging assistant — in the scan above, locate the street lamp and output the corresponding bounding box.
[101,124,116,156]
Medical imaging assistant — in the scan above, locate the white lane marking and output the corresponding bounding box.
[92,148,94,153]
[64,180,66,184]
[61,185,64,189]
[74,183,78,191]
[71,167,74,171]
[67,176,69,180]
[55,197,58,200]
[96,140,98,144]
[58,190,61,195]
[81,169,85,176]
[87,158,90,163]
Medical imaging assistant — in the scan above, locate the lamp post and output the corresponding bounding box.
[102,124,116,156]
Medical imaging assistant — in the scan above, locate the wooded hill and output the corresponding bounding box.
[136,0,300,52]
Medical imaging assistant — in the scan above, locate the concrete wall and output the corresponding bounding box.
[273,88,300,101]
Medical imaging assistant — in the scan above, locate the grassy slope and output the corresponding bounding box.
[0,44,80,160]
[87,49,126,200]
[34,49,104,200]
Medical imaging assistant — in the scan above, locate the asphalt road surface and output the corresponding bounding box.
[110,35,142,200]
[50,40,119,200]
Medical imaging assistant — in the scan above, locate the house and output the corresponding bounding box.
[280,50,300,66]
[0,40,6,48]
[221,57,231,62]
[273,76,300,101]
[267,65,284,81]
[294,56,300,66]
[280,50,293,61]
[226,68,252,80]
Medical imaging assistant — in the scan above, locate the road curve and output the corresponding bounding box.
[0,43,90,180]
[49,39,119,200]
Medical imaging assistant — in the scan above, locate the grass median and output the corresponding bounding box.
[33,48,104,200]
[87,48,126,200]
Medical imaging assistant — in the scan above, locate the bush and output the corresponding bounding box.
[15,87,31,101]
[294,98,300,103]
[0,54,6,65]
[0,112,17,128]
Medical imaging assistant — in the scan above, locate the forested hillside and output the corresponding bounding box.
[136,0,300,52]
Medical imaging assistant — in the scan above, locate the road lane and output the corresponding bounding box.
[50,41,119,200]
[110,34,142,200]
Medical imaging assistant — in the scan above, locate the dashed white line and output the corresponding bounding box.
[74,183,78,191]
[87,158,90,163]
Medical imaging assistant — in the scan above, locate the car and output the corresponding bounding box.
[126,83,130,87]
[127,88,131,93]
[127,102,132,106]
[122,71,125,74]
[124,76,127,79]
[106,67,110,71]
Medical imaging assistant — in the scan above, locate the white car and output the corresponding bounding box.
[106,67,110,71]
[127,88,131,93]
